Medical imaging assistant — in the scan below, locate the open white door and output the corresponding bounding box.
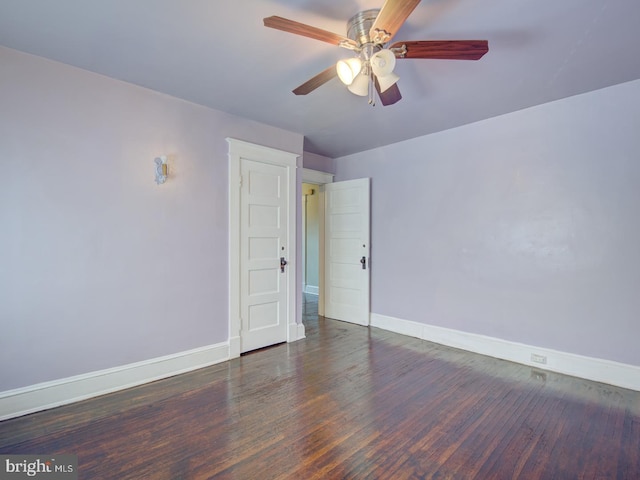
[324,178,370,326]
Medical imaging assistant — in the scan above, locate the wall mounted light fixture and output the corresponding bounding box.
[154,156,168,185]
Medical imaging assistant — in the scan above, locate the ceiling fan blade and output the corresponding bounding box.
[391,40,489,60]
[370,0,421,44]
[293,66,337,95]
[375,77,402,106]
[264,16,358,48]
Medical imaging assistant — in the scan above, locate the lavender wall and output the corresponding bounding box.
[303,152,336,175]
[335,80,640,367]
[0,46,303,391]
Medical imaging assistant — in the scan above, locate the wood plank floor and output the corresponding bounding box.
[1,296,639,479]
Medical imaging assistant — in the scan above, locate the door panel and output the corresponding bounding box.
[324,178,370,326]
[240,158,288,352]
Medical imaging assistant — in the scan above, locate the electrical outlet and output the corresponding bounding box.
[531,353,547,365]
[531,370,547,382]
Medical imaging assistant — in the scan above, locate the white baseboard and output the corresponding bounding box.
[289,322,306,342]
[229,335,241,359]
[370,313,640,392]
[0,342,230,421]
[304,285,319,295]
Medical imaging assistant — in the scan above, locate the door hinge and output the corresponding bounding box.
[239,175,243,187]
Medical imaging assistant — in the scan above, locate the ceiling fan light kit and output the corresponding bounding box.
[376,69,400,93]
[336,57,362,85]
[338,46,400,98]
[370,48,396,77]
[348,71,370,97]
[263,0,489,107]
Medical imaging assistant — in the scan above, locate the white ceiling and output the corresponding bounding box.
[1,0,639,158]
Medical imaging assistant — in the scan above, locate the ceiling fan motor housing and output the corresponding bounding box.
[347,9,381,50]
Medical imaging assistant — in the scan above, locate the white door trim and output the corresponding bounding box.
[302,168,334,185]
[228,138,299,358]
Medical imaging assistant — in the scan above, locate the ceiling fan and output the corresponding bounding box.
[264,0,488,106]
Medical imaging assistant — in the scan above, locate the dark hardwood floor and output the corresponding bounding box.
[1,294,639,479]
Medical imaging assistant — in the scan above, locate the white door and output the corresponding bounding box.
[228,138,297,356]
[240,159,289,351]
[324,178,370,325]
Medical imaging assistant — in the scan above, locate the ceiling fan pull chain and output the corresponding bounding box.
[368,70,376,106]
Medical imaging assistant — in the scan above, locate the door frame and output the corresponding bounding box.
[228,138,299,358]
[302,168,334,318]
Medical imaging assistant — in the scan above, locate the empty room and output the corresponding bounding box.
[1,0,639,478]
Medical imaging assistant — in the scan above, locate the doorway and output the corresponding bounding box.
[302,183,320,329]
[301,168,334,326]
[300,170,371,329]
[302,182,320,295]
